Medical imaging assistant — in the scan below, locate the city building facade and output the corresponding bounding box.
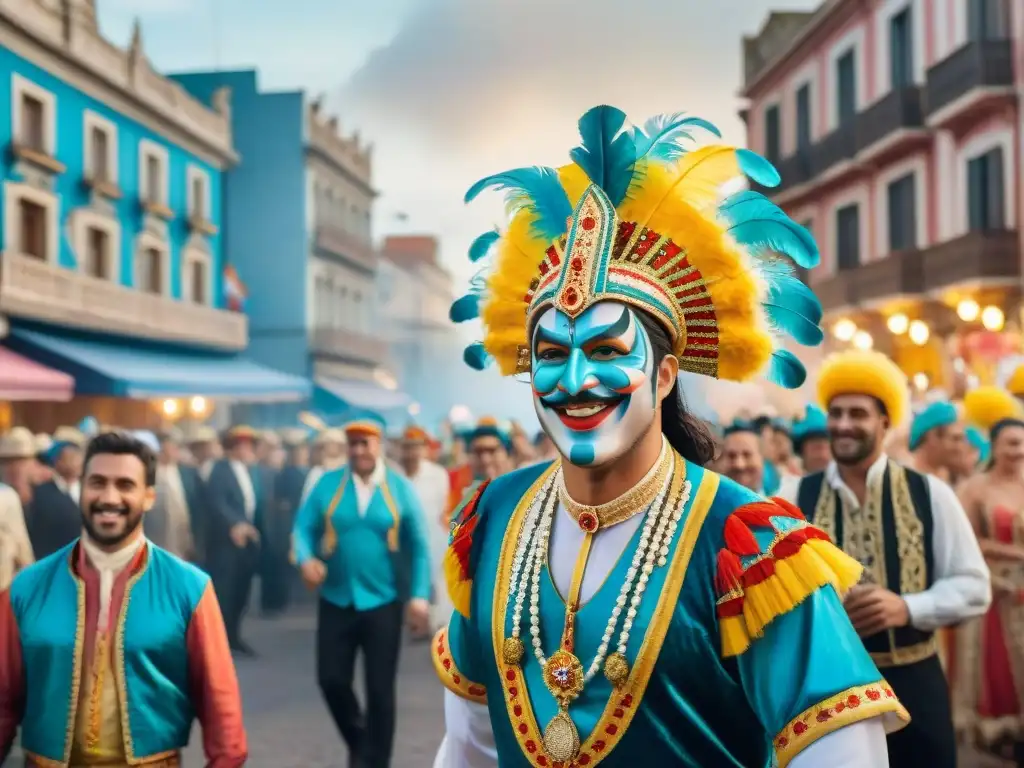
[377,235,459,430]
[743,0,1021,400]
[172,69,402,428]
[0,0,307,432]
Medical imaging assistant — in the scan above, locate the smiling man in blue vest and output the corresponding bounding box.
[293,410,431,768]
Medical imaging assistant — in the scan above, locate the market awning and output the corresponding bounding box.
[314,376,410,412]
[0,346,75,401]
[6,328,311,402]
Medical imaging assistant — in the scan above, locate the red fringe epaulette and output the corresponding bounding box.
[715,497,863,657]
[444,480,491,618]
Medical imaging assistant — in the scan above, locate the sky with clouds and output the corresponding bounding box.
[97,0,820,426]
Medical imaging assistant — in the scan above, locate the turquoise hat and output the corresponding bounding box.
[965,426,990,465]
[908,402,959,451]
[791,404,828,449]
[467,418,511,450]
[723,419,758,437]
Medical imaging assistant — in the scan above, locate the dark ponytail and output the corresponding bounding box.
[636,312,716,466]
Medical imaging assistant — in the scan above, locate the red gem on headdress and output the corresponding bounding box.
[578,511,599,532]
[582,216,596,231]
[563,286,579,306]
[571,257,583,272]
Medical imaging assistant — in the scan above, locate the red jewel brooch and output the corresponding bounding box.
[577,510,599,533]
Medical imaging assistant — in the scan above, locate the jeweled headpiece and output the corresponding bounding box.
[450,106,825,388]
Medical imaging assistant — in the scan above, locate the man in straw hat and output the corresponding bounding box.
[777,349,991,767]
[0,429,34,592]
[434,105,908,767]
[293,410,431,768]
[0,427,38,506]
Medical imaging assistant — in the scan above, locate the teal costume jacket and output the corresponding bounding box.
[7,540,210,764]
[433,458,909,767]
[292,464,431,610]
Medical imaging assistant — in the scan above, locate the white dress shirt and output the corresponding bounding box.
[353,460,387,517]
[776,453,991,630]
[53,475,81,504]
[229,460,256,522]
[436,492,891,767]
[81,535,145,631]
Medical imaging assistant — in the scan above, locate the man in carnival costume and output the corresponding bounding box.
[907,400,962,483]
[790,404,831,475]
[777,349,991,768]
[433,106,909,768]
[719,420,768,494]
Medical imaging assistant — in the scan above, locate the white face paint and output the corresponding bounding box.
[531,301,658,467]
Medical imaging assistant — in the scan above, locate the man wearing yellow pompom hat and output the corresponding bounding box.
[777,349,990,768]
[434,106,909,768]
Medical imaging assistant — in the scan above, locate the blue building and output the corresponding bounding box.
[0,2,308,431]
[171,68,406,429]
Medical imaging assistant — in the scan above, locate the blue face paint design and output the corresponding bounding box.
[531,301,657,467]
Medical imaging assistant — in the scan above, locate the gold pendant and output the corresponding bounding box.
[543,709,580,763]
[502,636,525,666]
[542,649,585,705]
[603,651,630,688]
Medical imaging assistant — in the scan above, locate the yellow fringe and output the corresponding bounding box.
[721,539,863,657]
[444,547,473,619]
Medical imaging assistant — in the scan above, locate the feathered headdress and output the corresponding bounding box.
[450,105,824,388]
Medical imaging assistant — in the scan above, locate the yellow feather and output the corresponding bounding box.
[630,145,741,227]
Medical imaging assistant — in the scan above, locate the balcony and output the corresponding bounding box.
[310,325,388,367]
[921,230,1020,292]
[856,86,925,155]
[772,151,813,194]
[811,122,858,177]
[925,39,1014,119]
[813,249,926,313]
[314,225,376,273]
[0,252,247,350]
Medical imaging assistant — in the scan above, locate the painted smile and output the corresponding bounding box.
[554,398,622,431]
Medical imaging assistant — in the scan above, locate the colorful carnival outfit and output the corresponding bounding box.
[953,388,1024,747]
[433,106,909,767]
[779,350,991,768]
[0,537,247,767]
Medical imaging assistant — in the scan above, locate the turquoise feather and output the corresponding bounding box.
[463,342,491,371]
[736,149,781,188]
[766,349,807,389]
[568,106,637,207]
[729,219,819,268]
[449,294,480,323]
[633,113,721,163]
[763,276,824,347]
[468,231,500,263]
[464,166,572,241]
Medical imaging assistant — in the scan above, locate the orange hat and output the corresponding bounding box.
[343,411,386,439]
[403,425,430,444]
[225,425,257,445]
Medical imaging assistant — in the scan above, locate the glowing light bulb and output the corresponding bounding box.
[189,396,207,416]
[162,399,179,417]
[981,305,1005,332]
[957,299,980,322]
[833,319,857,342]
[852,330,874,350]
[912,373,929,391]
[886,313,909,335]
[908,320,930,346]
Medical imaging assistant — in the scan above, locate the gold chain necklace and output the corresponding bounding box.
[558,439,671,533]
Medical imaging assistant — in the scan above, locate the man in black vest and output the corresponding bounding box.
[777,350,991,768]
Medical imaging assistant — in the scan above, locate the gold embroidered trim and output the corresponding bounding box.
[774,681,909,768]
[432,626,487,704]
[870,636,938,668]
[491,458,717,766]
[64,552,87,765]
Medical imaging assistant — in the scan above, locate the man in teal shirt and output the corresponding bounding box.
[292,410,430,768]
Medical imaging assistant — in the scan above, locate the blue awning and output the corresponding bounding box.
[314,376,410,412]
[7,328,311,402]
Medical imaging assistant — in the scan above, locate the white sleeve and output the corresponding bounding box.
[774,473,801,505]
[788,718,889,768]
[901,475,992,630]
[435,690,498,768]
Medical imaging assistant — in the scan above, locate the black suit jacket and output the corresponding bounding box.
[27,480,82,559]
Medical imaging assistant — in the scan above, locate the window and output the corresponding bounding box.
[795,84,812,150]
[185,256,209,305]
[139,141,169,207]
[91,127,109,180]
[763,104,781,164]
[84,112,118,185]
[887,173,917,251]
[18,199,47,259]
[968,0,1010,41]
[836,49,857,124]
[85,227,110,279]
[12,76,55,157]
[19,93,44,152]
[890,8,913,89]
[146,155,161,203]
[792,219,813,283]
[187,165,210,221]
[136,247,164,294]
[835,204,861,271]
[967,148,1005,231]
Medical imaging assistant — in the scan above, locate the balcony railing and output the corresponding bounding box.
[813,249,926,313]
[856,86,924,152]
[772,150,813,193]
[309,325,388,366]
[0,252,247,350]
[921,229,1019,292]
[811,121,858,177]
[314,225,376,272]
[925,39,1014,117]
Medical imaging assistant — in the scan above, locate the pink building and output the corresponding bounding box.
[742,0,1021,391]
